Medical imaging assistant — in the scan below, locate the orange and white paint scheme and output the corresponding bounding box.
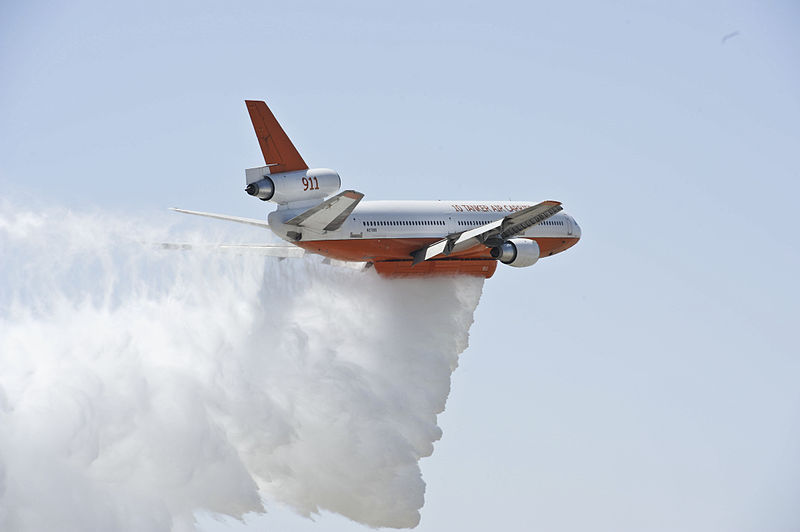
[172,100,581,278]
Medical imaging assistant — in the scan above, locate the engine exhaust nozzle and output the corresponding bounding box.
[245,177,275,201]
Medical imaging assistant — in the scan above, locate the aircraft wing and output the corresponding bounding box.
[157,241,369,271]
[158,242,305,257]
[169,208,270,228]
[285,190,364,232]
[411,200,563,264]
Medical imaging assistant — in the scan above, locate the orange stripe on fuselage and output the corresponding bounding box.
[294,236,580,262]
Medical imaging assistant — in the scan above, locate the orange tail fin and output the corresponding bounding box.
[245,100,308,173]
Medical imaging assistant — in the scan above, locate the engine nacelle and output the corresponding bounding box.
[245,166,341,204]
[490,238,540,267]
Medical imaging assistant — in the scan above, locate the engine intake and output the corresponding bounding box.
[490,238,540,267]
[245,167,341,204]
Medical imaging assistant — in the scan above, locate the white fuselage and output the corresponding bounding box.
[269,200,581,242]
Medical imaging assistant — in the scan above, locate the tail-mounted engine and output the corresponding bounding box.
[245,166,341,204]
[490,238,540,267]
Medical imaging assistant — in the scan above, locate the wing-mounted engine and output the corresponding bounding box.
[245,166,341,204]
[490,238,540,267]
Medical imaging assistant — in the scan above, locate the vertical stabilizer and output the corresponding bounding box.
[245,100,308,173]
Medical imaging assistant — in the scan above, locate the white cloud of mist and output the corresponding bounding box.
[0,203,484,531]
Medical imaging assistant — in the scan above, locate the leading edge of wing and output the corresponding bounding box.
[169,207,270,228]
[499,200,563,239]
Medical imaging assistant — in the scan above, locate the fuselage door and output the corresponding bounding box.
[566,217,574,236]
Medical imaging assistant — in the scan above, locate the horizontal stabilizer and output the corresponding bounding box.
[169,207,270,228]
[285,190,364,232]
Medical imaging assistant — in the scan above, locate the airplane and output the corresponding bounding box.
[171,100,581,278]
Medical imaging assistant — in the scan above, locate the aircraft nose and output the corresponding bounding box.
[572,218,581,239]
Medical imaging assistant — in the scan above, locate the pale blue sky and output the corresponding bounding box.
[2,1,799,531]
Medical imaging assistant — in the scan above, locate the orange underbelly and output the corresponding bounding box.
[294,236,580,262]
[372,259,498,278]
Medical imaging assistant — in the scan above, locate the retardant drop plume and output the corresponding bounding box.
[0,202,484,531]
